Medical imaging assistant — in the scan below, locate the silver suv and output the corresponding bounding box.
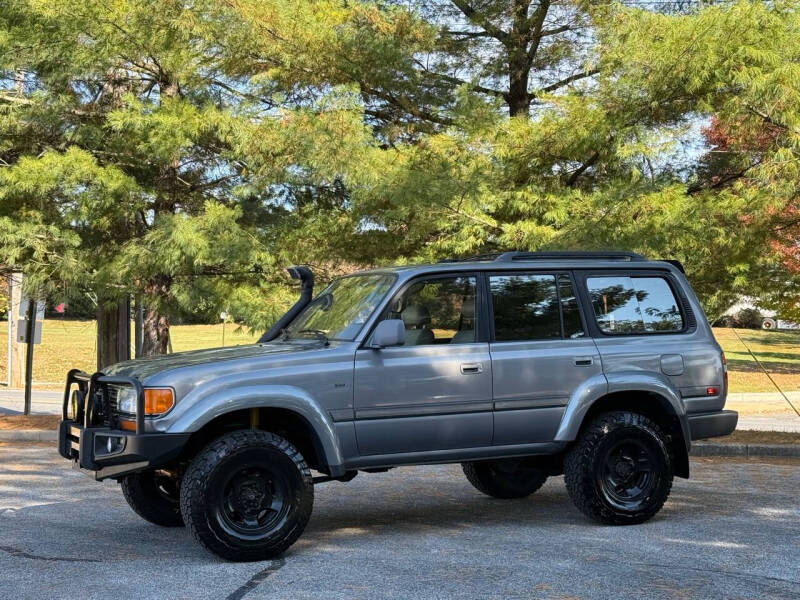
[58,251,737,561]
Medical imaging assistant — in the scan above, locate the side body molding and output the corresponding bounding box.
[166,385,346,476]
[554,371,690,450]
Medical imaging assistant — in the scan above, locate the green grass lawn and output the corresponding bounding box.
[712,327,800,393]
[0,319,259,386]
[0,320,797,394]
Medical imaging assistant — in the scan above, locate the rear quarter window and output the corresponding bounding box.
[586,275,684,334]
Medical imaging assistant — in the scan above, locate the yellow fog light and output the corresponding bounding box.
[70,389,83,420]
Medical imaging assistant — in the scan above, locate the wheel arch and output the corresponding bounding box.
[169,386,345,476]
[556,373,690,478]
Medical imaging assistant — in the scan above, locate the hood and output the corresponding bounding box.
[104,341,323,381]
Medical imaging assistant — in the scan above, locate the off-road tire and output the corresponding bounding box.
[564,411,673,525]
[180,430,313,562]
[462,459,548,499]
[120,470,184,527]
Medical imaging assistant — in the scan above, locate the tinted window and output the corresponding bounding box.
[587,276,683,334]
[558,274,585,339]
[490,274,561,341]
[387,276,477,345]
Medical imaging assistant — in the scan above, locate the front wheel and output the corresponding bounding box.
[564,411,673,525]
[462,458,548,499]
[180,430,314,562]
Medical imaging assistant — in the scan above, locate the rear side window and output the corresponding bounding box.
[586,276,683,334]
[490,273,585,341]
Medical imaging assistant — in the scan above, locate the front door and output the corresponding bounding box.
[488,272,603,445]
[353,274,493,456]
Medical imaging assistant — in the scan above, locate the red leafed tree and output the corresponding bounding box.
[699,116,800,320]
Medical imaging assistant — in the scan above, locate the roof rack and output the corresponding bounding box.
[439,251,648,263]
[495,251,648,262]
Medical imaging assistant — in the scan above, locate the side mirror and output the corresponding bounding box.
[368,319,405,349]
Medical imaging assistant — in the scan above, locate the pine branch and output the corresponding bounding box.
[565,151,600,186]
[412,60,508,99]
[533,68,600,97]
[450,0,510,46]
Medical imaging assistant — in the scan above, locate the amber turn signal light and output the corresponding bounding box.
[144,388,174,415]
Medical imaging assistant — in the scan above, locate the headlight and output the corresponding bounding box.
[117,386,138,414]
[117,386,174,416]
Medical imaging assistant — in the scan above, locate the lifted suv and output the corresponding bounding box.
[58,251,737,561]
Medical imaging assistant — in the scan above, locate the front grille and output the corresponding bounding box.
[85,384,121,428]
[106,385,123,426]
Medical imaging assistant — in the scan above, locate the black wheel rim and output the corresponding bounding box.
[215,463,291,539]
[598,439,659,511]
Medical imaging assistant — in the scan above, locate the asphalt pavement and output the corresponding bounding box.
[0,444,798,600]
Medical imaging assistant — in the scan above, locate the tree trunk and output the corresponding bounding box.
[138,74,181,357]
[507,0,536,117]
[97,297,131,369]
[140,305,170,357]
[140,274,172,357]
[507,52,531,117]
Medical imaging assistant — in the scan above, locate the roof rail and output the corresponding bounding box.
[493,251,648,262]
[437,253,502,263]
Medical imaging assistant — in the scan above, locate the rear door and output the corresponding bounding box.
[488,271,602,445]
[576,270,724,411]
[353,273,493,456]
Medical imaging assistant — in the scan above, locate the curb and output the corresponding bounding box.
[690,442,800,458]
[0,430,58,442]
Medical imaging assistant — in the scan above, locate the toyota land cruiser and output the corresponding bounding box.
[58,251,737,561]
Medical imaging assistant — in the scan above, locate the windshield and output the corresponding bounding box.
[284,273,396,341]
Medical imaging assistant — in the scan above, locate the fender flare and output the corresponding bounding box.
[166,385,346,476]
[555,371,690,451]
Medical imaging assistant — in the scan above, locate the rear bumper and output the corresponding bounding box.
[58,420,189,481]
[688,410,738,441]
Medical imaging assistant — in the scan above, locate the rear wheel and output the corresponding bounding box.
[121,469,184,527]
[564,411,673,525]
[462,458,548,499]
[180,430,313,562]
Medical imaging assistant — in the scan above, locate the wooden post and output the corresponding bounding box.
[8,272,24,388]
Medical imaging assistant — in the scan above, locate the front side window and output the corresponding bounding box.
[490,274,564,341]
[286,273,396,341]
[586,275,683,334]
[386,276,478,345]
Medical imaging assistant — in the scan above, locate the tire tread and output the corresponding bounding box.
[564,411,673,525]
[180,429,313,561]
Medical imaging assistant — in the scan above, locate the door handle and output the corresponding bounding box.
[574,357,594,366]
[460,363,483,374]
